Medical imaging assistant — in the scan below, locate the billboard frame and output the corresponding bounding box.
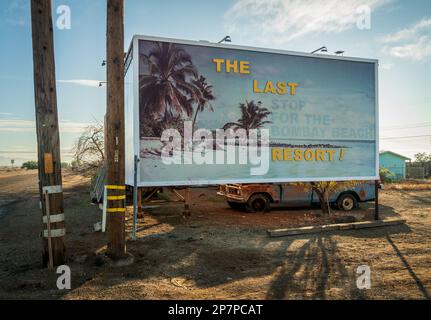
[126,35,379,187]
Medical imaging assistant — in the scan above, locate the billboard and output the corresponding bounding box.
[125,35,378,187]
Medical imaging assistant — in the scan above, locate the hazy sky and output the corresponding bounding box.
[0,0,430,166]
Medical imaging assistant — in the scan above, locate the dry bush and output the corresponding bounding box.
[72,123,104,175]
[295,181,364,214]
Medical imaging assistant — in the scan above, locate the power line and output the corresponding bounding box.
[380,134,431,140]
[381,122,431,130]
[381,124,431,130]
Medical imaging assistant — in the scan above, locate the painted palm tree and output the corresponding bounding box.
[223,100,272,133]
[191,75,215,131]
[139,42,199,123]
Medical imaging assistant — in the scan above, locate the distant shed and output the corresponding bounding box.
[379,151,411,180]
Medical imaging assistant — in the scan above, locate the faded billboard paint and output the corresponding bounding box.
[134,37,378,186]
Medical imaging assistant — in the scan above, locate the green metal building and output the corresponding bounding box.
[379,151,411,180]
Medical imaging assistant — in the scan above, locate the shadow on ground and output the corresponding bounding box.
[0,182,424,300]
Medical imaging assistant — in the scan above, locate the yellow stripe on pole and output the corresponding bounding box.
[107,195,126,200]
[107,208,126,213]
[106,185,126,190]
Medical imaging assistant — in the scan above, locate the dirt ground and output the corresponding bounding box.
[0,169,430,300]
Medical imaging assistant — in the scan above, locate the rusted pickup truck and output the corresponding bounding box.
[217,182,378,213]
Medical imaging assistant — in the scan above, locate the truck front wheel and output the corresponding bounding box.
[227,201,245,210]
[246,194,271,213]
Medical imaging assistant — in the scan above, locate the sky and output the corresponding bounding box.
[0,0,430,166]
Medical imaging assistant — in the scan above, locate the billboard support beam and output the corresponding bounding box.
[183,188,191,218]
[132,155,139,240]
[106,0,126,259]
[374,180,379,220]
[30,0,66,267]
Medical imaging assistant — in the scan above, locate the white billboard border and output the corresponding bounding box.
[129,35,380,187]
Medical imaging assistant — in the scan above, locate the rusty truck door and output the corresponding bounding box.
[280,184,312,207]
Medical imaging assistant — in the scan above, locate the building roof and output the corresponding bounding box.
[379,150,411,160]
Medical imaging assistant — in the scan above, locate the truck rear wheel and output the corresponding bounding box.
[337,194,357,211]
[246,194,271,213]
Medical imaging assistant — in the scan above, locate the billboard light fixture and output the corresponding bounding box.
[218,36,232,44]
[311,46,327,54]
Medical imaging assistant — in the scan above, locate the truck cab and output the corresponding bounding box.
[217,182,377,213]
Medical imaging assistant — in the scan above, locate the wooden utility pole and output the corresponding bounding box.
[106,0,126,259]
[30,0,66,267]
